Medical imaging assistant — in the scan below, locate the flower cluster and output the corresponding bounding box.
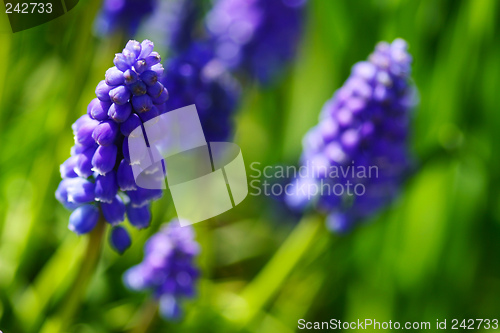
[165,0,200,55]
[123,219,200,320]
[56,40,169,253]
[205,0,307,84]
[94,0,157,37]
[286,39,417,233]
[161,42,240,142]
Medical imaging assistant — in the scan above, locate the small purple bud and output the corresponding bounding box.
[151,63,164,78]
[87,98,98,118]
[90,99,112,121]
[95,171,118,203]
[140,70,158,86]
[159,295,182,320]
[326,212,353,234]
[73,115,99,147]
[120,113,142,137]
[71,143,89,155]
[128,188,163,207]
[60,155,78,178]
[109,86,131,105]
[126,204,151,229]
[139,39,154,59]
[151,87,169,104]
[75,145,97,178]
[144,52,161,67]
[114,53,131,71]
[122,49,137,66]
[92,120,119,146]
[132,94,153,113]
[67,178,96,204]
[69,204,99,235]
[110,225,132,254]
[117,159,137,191]
[108,102,132,123]
[100,195,126,225]
[147,82,163,98]
[139,105,159,123]
[124,69,138,85]
[105,66,125,86]
[95,80,113,102]
[92,144,118,175]
[129,81,147,96]
[125,40,142,58]
[55,178,81,210]
[133,59,147,74]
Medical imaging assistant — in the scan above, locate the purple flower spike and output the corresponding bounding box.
[123,219,200,321]
[95,171,118,203]
[286,39,417,232]
[92,120,119,146]
[206,0,307,84]
[101,195,126,225]
[57,39,168,248]
[110,226,132,254]
[69,204,100,235]
[92,144,118,175]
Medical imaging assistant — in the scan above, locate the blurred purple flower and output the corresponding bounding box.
[286,39,417,233]
[161,42,240,142]
[94,0,158,37]
[123,219,200,320]
[206,0,307,84]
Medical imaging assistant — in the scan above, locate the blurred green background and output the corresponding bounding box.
[0,0,500,332]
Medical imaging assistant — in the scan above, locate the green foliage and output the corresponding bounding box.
[0,0,499,332]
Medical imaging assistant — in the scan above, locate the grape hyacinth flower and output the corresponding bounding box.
[123,219,200,320]
[165,0,200,55]
[286,39,417,233]
[56,40,169,253]
[94,0,158,37]
[206,0,307,84]
[161,42,240,142]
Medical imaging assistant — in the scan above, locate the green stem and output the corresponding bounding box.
[40,219,106,333]
[129,299,159,333]
[222,214,323,328]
